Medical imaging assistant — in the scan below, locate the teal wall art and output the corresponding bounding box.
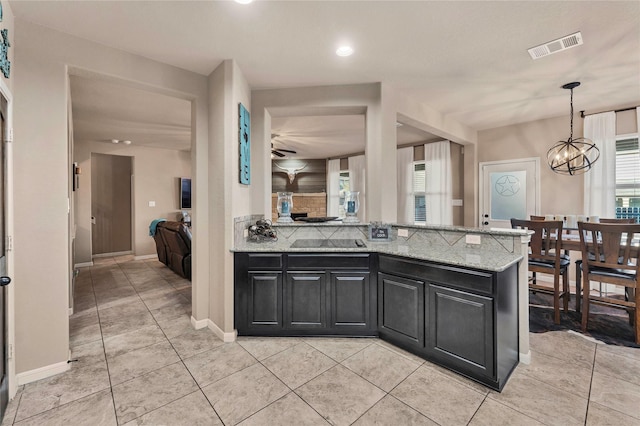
[239,103,250,184]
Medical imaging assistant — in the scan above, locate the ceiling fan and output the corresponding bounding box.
[271,133,297,157]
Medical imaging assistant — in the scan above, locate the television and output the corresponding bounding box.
[179,177,192,210]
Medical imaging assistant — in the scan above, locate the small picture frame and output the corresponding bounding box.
[368,222,392,241]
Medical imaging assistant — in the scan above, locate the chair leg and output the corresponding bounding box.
[575,261,582,313]
[581,274,589,332]
[553,272,560,324]
[626,287,634,326]
[562,268,569,312]
[634,289,639,345]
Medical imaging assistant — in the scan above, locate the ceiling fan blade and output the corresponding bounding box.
[271,150,286,157]
[277,148,297,154]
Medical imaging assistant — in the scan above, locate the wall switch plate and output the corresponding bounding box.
[397,228,409,237]
[465,234,481,245]
[452,199,463,206]
[148,201,155,207]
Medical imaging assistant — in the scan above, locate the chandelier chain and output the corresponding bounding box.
[569,87,574,141]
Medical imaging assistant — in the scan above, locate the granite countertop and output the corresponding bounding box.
[233,237,523,272]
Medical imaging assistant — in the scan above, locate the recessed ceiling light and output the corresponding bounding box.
[234,0,253,4]
[122,140,132,145]
[336,46,354,57]
[111,139,119,144]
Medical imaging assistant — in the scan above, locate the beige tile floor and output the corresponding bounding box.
[2,256,640,425]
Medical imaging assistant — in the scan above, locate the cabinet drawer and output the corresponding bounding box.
[287,254,370,270]
[379,255,494,295]
[247,253,283,269]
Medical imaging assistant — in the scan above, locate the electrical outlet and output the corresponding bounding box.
[149,201,155,207]
[465,234,481,245]
[397,228,409,237]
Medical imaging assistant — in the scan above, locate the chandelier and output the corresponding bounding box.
[546,82,599,175]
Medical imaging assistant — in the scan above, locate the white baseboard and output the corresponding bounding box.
[74,261,93,268]
[92,251,133,258]
[191,316,208,330]
[207,320,237,342]
[134,254,158,261]
[17,360,71,386]
[519,350,531,365]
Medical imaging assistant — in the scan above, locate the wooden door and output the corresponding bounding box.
[91,153,132,255]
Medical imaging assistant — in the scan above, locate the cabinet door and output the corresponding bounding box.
[378,273,424,347]
[247,272,282,330]
[285,272,326,329]
[330,272,370,329]
[427,284,494,378]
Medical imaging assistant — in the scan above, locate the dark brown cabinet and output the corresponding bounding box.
[235,253,377,336]
[285,272,326,329]
[377,254,518,391]
[427,284,494,378]
[330,272,371,329]
[248,272,282,329]
[378,273,424,348]
[234,250,518,391]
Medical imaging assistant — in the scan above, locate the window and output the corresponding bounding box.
[413,162,426,223]
[615,135,640,222]
[338,171,350,217]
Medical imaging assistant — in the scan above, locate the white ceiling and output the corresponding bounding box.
[70,75,192,150]
[13,1,640,154]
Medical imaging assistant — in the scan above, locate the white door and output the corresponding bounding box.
[479,158,540,229]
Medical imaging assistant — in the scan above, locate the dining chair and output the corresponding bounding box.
[575,218,637,313]
[577,221,640,344]
[511,219,570,324]
[529,215,571,285]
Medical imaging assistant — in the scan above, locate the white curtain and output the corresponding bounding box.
[396,147,414,224]
[326,159,341,217]
[348,155,366,222]
[424,141,453,225]
[583,111,616,218]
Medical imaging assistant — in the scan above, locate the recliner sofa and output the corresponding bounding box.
[151,220,192,280]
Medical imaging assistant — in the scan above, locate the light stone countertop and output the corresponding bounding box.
[232,222,524,272]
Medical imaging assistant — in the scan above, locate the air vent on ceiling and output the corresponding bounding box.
[528,32,583,60]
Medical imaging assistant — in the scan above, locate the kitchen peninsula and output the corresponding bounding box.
[233,220,529,391]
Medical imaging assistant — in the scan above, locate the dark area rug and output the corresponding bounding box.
[529,292,639,348]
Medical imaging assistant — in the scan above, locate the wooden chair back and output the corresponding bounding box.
[511,219,564,265]
[599,218,637,224]
[577,222,640,286]
[577,221,640,343]
[530,215,545,221]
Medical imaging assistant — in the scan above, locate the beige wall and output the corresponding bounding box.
[478,115,584,216]
[14,20,208,376]
[1,1,13,93]
[207,60,252,338]
[74,141,191,265]
[477,111,639,218]
[617,108,638,135]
